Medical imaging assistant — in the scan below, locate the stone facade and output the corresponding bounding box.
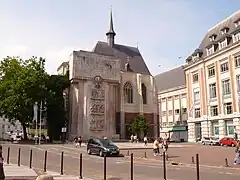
[59,11,159,140]
[67,51,158,140]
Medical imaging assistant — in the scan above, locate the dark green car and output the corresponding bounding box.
[87,138,120,157]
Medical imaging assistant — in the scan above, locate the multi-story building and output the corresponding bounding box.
[185,10,240,142]
[155,66,188,141]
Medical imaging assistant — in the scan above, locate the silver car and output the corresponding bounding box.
[201,137,219,146]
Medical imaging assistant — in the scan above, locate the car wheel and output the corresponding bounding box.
[232,143,235,147]
[220,143,224,146]
[87,148,91,155]
[202,142,205,145]
[99,150,104,157]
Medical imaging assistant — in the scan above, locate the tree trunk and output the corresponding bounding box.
[22,123,28,140]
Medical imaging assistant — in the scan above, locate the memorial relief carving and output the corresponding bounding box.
[89,75,105,131]
[89,115,105,131]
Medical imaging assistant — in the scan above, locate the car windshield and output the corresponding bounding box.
[210,137,218,140]
[99,139,115,146]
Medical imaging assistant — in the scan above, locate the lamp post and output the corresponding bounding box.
[39,100,47,145]
[33,102,38,145]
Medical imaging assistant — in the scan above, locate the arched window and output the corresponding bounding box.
[141,83,147,104]
[124,82,133,103]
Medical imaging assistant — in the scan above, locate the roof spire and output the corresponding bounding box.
[106,7,116,47]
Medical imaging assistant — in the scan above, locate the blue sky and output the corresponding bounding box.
[0,0,240,75]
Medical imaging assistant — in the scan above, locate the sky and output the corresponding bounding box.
[0,0,240,75]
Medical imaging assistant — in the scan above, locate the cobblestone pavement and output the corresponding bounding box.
[1,143,240,180]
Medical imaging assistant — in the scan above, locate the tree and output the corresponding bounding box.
[0,56,48,139]
[129,115,149,138]
[46,74,69,141]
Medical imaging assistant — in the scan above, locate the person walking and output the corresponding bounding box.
[144,136,148,146]
[153,138,160,156]
[234,141,240,165]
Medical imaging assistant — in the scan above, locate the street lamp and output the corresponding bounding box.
[39,100,47,145]
[33,102,38,145]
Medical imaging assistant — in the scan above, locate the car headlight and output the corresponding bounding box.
[104,147,110,151]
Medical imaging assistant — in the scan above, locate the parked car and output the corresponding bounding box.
[219,137,239,147]
[87,138,120,157]
[201,137,219,145]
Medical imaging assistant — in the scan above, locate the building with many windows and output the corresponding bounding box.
[185,10,240,142]
[155,66,188,141]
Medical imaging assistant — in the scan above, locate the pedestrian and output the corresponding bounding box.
[134,135,137,143]
[234,141,240,165]
[153,138,160,156]
[78,136,82,147]
[130,134,134,143]
[143,136,148,146]
[0,145,5,180]
[73,136,78,148]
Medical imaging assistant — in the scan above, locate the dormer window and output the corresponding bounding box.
[234,19,240,28]
[207,46,214,56]
[209,34,217,42]
[233,32,240,43]
[219,39,228,49]
[221,27,229,35]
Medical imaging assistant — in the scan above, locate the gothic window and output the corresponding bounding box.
[141,83,147,104]
[124,82,133,103]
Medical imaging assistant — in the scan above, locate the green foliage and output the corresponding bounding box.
[46,75,69,140]
[129,115,149,137]
[0,56,48,139]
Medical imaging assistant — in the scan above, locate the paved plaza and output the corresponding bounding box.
[1,142,240,180]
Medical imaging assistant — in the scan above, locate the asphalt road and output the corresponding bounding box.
[1,143,240,180]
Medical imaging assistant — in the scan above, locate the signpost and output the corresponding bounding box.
[61,127,67,142]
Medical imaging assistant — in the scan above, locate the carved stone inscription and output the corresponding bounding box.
[89,86,105,131]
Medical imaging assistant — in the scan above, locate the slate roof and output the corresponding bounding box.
[186,10,240,64]
[93,41,151,75]
[154,66,186,93]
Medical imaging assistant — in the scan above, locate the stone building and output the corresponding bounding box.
[58,11,158,140]
[155,66,188,141]
[185,10,240,142]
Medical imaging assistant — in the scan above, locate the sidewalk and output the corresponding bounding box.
[4,164,94,180]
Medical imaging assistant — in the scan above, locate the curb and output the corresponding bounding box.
[123,154,240,170]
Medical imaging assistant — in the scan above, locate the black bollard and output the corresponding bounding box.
[79,153,82,179]
[225,158,229,167]
[144,151,147,158]
[60,152,64,175]
[103,154,107,180]
[7,147,10,164]
[163,151,166,180]
[130,153,133,180]
[127,150,129,156]
[44,151,47,172]
[0,145,5,180]
[29,149,32,169]
[17,148,21,166]
[196,154,200,180]
[192,156,195,164]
